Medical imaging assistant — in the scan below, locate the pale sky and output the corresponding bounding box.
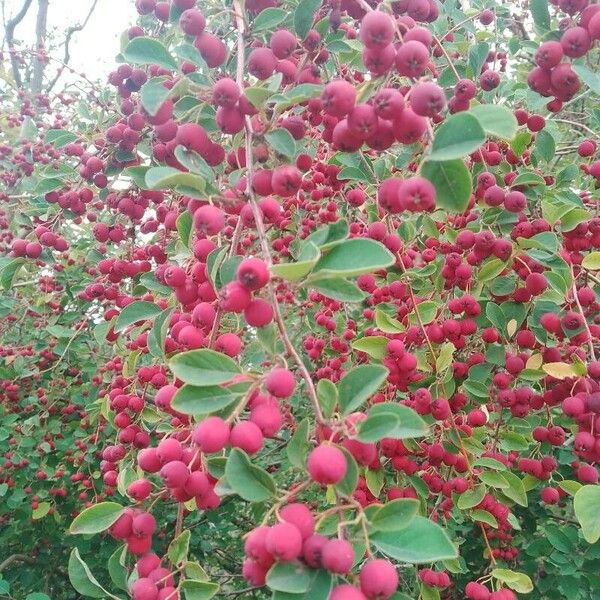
[2,0,138,83]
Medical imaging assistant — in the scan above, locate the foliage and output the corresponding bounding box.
[1,0,600,599]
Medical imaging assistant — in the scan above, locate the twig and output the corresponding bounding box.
[233,0,325,424]
[0,553,35,572]
[46,0,99,92]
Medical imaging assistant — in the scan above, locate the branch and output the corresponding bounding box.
[4,0,34,88]
[46,0,99,93]
[233,0,325,424]
[30,0,49,94]
[0,553,36,572]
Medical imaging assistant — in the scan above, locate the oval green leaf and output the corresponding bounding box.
[169,349,241,386]
[428,113,485,161]
[70,501,124,535]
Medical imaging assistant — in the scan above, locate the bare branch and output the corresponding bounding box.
[4,0,34,88]
[46,0,100,93]
[30,0,49,94]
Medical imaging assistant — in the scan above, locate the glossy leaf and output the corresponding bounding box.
[70,501,124,534]
[169,349,241,386]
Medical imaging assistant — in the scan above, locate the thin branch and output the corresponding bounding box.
[0,553,36,572]
[4,0,34,88]
[31,0,49,94]
[233,0,325,424]
[46,0,100,93]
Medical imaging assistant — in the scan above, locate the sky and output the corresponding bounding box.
[2,0,138,83]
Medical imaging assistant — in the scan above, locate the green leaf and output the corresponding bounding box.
[272,83,322,111]
[70,501,124,534]
[356,412,401,442]
[511,171,545,187]
[171,385,237,415]
[470,105,518,140]
[175,151,213,186]
[225,448,276,502]
[107,545,128,591]
[486,301,506,334]
[253,7,288,30]
[145,166,205,193]
[472,457,507,471]
[559,480,582,496]
[169,349,241,386]
[534,129,556,162]
[500,471,528,507]
[338,364,388,415]
[530,0,550,29]
[124,166,150,189]
[335,447,359,496]
[271,242,321,281]
[511,131,532,156]
[19,116,37,140]
[478,471,509,489]
[428,113,485,161]
[174,43,208,68]
[181,579,219,600]
[471,509,498,528]
[574,485,600,543]
[311,238,395,280]
[176,211,193,247]
[45,129,78,148]
[375,309,405,334]
[123,36,178,70]
[462,379,489,401]
[148,307,173,359]
[140,77,170,116]
[312,278,367,302]
[115,301,161,332]
[492,569,534,594]
[265,128,297,159]
[267,562,312,593]
[287,418,310,467]
[367,403,429,439]
[572,64,600,94]
[317,378,338,418]
[168,529,191,565]
[32,501,51,520]
[469,42,490,79]
[582,252,600,270]
[305,219,349,249]
[457,485,486,510]
[408,301,438,326]
[371,498,419,531]
[366,468,385,497]
[1,258,26,290]
[352,336,389,359]
[25,594,51,600]
[294,0,321,39]
[337,166,373,183]
[421,159,472,214]
[371,516,457,563]
[436,342,455,373]
[68,548,116,598]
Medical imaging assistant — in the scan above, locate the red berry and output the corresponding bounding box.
[307,444,347,484]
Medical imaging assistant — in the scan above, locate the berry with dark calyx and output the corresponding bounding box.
[237,257,269,291]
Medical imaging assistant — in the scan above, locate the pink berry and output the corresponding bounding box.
[307,444,347,485]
